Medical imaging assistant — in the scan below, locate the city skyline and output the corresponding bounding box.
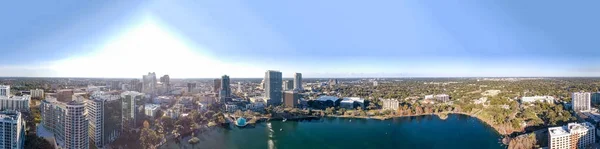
[2,1,600,78]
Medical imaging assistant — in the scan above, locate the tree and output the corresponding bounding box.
[143,120,150,129]
[140,127,161,149]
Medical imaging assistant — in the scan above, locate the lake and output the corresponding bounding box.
[161,114,505,149]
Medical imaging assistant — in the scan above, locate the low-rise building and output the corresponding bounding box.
[521,96,555,103]
[382,99,400,110]
[340,97,365,109]
[225,103,238,113]
[0,110,25,149]
[144,104,160,118]
[548,122,595,149]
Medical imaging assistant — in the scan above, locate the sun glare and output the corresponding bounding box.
[48,17,261,78]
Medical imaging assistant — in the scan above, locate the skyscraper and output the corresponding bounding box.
[0,110,25,149]
[220,75,231,102]
[160,75,170,92]
[121,91,143,128]
[265,70,283,105]
[572,92,591,111]
[294,73,303,91]
[142,72,157,95]
[213,79,221,93]
[129,79,141,92]
[283,80,293,90]
[41,97,89,149]
[187,83,196,93]
[87,92,122,148]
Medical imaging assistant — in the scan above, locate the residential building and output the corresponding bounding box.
[187,83,196,93]
[548,122,595,149]
[121,91,143,128]
[129,79,142,92]
[220,75,231,102]
[424,94,450,102]
[265,70,283,106]
[0,95,30,112]
[572,92,591,112]
[373,81,378,87]
[160,75,170,93]
[0,85,9,97]
[144,104,160,118]
[56,89,74,102]
[86,92,122,148]
[294,73,302,91]
[435,94,450,102]
[283,80,294,91]
[0,110,25,149]
[521,96,555,103]
[283,91,299,108]
[40,97,89,149]
[592,92,600,104]
[31,89,44,99]
[382,99,400,110]
[142,72,157,95]
[213,79,221,93]
[340,97,365,109]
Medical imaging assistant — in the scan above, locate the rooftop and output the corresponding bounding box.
[315,96,339,102]
[549,122,595,138]
[145,104,160,110]
[0,110,20,122]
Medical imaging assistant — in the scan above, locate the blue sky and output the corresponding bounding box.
[1,0,599,78]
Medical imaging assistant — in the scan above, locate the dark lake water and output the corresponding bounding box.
[162,114,505,149]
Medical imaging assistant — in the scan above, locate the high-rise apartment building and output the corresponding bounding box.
[572,92,591,111]
[592,92,600,104]
[265,70,283,106]
[187,83,196,93]
[129,79,142,92]
[0,110,25,149]
[121,91,143,128]
[142,72,157,95]
[283,80,293,91]
[283,91,299,108]
[220,75,231,102]
[40,97,89,149]
[30,89,44,99]
[1,85,31,111]
[382,99,400,110]
[86,92,122,148]
[294,73,302,91]
[213,79,221,93]
[0,85,9,97]
[160,75,170,92]
[0,95,30,112]
[548,122,595,149]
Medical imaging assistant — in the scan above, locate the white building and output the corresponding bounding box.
[521,96,555,103]
[144,104,160,118]
[548,122,595,149]
[0,95,31,112]
[425,94,450,102]
[0,110,25,149]
[31,89,45,98]
[373,81,378,87]
[86,92,121,148]
[340,97,365,109]
[0,85,9,97]
[225,103,238,113]
[294,73,303,91]
[382,99,400,110]
[40,97,89,149]
[572,92,591,112]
